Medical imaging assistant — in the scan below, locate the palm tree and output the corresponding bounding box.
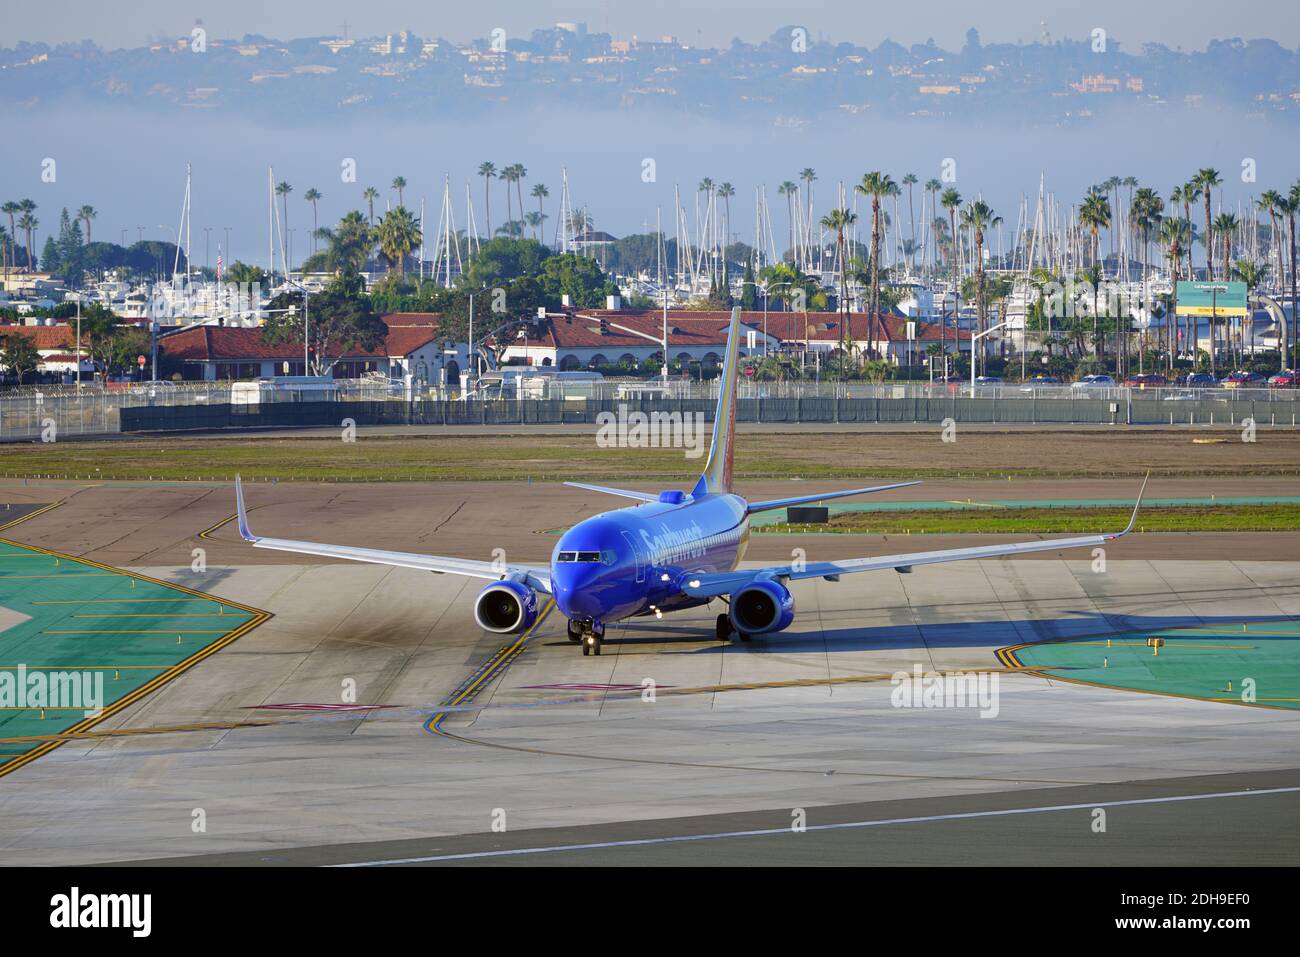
[1078,190,1112,356]
[717,182,735,282]
[18,199,36,271]
[1161,218,1191,358]
[275,181,292,270]
[1284,187,1300,371]
[1102,176,1122,261]
[477,162,496,237]
[1259,190,1286,292]
[524,211,545,241]
[376,206,421,277]
[901,173,918,270]
[1213,212,1239,286]
[1131,188,1164,364]
[777,181,797,258]
[819,208,858,364]
[1,201,19,278]
[314,210,374,274]
[363,187,380,226]
[1214,211,1240,362]
[391,176,407,208]
[303,189,321,254]
[77,205,97,245]
[1194,168,1222,279]
[924,179,942,276]
[1232,259,1268,358]
[799,168,817,262]
[959,200,1002,373]
[18,210,37,273]
[500,165,522,225]
[510,165,528,228]
[856,172,897,356]
[940,188,962,282]
[530,183,549,243]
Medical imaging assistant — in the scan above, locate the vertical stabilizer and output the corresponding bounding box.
[692,307,743,496]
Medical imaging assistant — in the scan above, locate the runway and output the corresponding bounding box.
[0,479,1298,867]
[111,769,1300,866]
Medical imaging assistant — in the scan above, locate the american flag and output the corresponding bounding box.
[215,247,223,280]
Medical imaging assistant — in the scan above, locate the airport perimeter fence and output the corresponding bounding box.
[116,391,1300,434]
[5,378,1300,440]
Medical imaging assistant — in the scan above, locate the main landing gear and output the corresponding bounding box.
[716,613,751,643]
[574,620,605,656]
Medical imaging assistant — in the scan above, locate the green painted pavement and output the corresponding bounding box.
[748,495,1300,526]
[1007,621,1300,710]
[0,539,267,778]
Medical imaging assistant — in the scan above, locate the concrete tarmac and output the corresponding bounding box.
[0,481,1297,867]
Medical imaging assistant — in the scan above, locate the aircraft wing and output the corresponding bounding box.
[682,474,1148,600]
[234,476,551,594]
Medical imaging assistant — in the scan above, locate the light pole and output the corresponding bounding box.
[970,320,1011,394]
[280,275,311,375]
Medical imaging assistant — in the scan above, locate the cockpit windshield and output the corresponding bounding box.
[556,550,612,564]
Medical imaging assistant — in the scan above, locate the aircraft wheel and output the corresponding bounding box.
[716,613,732,641]
[567,620,583,643]
[582,641,591,657]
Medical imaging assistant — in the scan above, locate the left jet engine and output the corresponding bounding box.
[474,581,540,634]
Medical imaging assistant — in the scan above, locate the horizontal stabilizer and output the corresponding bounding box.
[746,481,922,514]
[563,481,659,503]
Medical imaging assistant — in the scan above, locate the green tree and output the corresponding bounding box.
[263,273,386,375]
[314,211,374,275]
[375,207,422,277]
[0,333,41,385]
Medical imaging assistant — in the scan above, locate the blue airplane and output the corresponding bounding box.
[235,307,1147,656]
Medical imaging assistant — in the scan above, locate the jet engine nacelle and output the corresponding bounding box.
[474,580,539,634]
[730,578,795,635]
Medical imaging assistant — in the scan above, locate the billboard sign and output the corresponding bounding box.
[1175,281,1248,317]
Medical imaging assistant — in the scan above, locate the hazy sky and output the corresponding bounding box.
[13,0,1300,50]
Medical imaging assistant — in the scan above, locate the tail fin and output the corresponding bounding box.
[692,307,743,496]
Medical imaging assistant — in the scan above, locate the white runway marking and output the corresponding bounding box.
[333,784,1300,866]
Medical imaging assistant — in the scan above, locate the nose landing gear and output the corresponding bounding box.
[577,620,606,656]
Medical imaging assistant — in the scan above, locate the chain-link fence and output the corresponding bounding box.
[5,378,1299,440]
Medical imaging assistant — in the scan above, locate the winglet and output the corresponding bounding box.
[1117,470,1150,537]
[234,475,259,542]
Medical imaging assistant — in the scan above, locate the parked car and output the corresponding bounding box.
[1071,374,1116,389]
[1019,375,1062,392]
[1180,372,1217,389]
[1122,373,1168,389]
[1267,370,1300,388]
[1221,370,1268,389]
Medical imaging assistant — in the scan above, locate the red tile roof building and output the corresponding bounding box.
[158,318,463,382]
[495,309,972,370]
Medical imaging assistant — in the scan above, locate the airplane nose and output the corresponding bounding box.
[553,566,604,619]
